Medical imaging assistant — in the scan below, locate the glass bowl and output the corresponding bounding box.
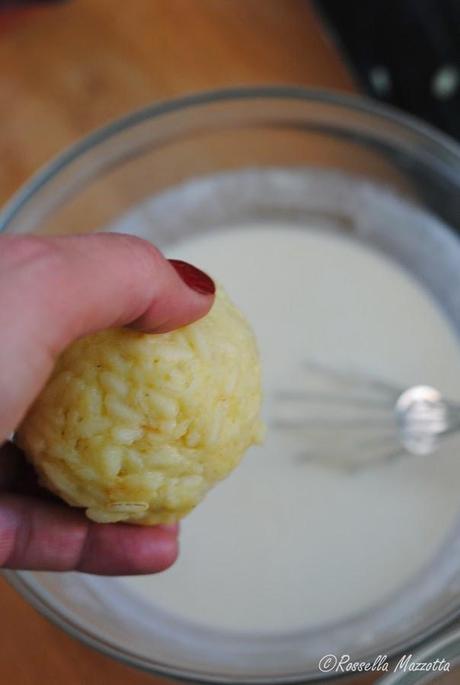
[2,87,460,684]
[378,628,460,684]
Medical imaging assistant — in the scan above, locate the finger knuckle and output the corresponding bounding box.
[1,236,63,271]
[125,235,163,269]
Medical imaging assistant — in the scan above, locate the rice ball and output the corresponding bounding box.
[17,287,263,525]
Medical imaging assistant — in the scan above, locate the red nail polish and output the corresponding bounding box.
[169,259,215,295]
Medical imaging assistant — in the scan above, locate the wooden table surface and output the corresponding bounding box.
[0,2,373,684]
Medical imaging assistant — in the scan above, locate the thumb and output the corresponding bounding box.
[0,233,215,439]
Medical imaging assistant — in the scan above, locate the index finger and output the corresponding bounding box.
[0,492,179,575]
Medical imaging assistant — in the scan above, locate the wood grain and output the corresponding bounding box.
[0,2,369,684]
[0,0,354,208]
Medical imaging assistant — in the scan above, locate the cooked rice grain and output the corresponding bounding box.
[17,288,263,524]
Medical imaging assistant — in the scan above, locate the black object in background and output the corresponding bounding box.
[315,0,460,141]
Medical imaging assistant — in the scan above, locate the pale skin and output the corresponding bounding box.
[0,233,215,575]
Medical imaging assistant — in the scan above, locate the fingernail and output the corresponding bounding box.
[169,260,215,295]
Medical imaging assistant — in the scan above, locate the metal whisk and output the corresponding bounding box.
[273,362,460,471]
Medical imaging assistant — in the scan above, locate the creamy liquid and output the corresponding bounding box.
[119,225,460,632]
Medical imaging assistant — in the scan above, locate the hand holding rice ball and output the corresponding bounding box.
[17,261,263,526]
[0,234,263,573]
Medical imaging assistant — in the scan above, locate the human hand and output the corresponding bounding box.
[0,233,215,574]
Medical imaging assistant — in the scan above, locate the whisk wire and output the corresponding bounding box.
[273,362,460,471]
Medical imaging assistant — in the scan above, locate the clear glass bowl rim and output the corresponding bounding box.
[1,85,460,233]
